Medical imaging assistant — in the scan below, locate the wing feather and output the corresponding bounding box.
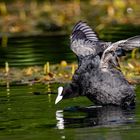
[100,35,140,69]
[70,21,101,58]
[118,35,140,50]
[71,21,98,42]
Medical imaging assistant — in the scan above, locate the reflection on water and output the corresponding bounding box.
[56,106,135,129]
[0,84,139,140]
[56,110,64,129]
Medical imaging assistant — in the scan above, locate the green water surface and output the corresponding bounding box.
[0,84,140,140]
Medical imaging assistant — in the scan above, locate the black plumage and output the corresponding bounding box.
[55,21,140,107]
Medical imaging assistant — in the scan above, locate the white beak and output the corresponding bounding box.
[55,87,63,104]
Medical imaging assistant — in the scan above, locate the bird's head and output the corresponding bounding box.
[55,84,79,104]
[55,87,64,104]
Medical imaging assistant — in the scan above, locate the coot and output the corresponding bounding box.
[55,21,140,107]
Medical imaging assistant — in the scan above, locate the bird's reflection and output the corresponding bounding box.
[56,110,64,129]
[56,105,135,129]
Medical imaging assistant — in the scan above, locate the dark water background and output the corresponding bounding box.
[0,35,75,67]
[0,24,140,67]
[0,84,140,140]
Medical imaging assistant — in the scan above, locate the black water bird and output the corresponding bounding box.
[55,21,140,107]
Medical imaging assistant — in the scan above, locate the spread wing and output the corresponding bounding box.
[100,36,140,69]
[71,21,98,42]
[70,21,103,57]
[118,35,140,50]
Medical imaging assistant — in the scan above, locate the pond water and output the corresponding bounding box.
[0,24,140,67]
[0,24,140,140]
[0,35,75,67]
[0,84,140,140]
